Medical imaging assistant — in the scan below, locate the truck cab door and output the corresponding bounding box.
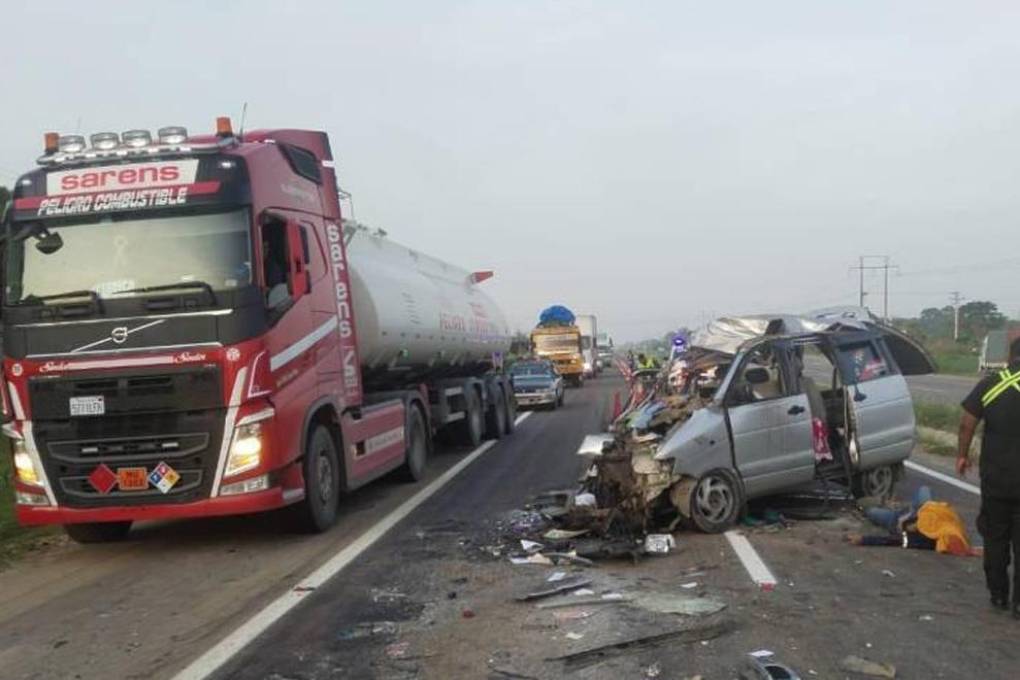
[724,341,814,498]
[832,332,917,469]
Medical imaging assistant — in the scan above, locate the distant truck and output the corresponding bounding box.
[530,325,584,386]
[575,314,599,378]
[596,331,614,370]
[4,118,517,542]
[980,329,1020,373]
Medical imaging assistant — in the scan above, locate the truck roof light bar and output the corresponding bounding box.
[121,129,152,148]
[37,123,235,167]
[90,132,120,151]
[58,135,87,153]
[158,126,188,145]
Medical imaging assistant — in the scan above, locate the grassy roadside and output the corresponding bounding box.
[931,351,979,377]
[913,399,982,458]
[0,439,59,567]
[914,400,961,433]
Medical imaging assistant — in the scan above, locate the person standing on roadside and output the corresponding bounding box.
[959,336,1020,616]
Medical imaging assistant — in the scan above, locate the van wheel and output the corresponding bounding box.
[485,389,507,440]
[399,406,428,482]
[690,469,743,533]
[64,521,132,544]
[852,465,896,500]
[457,389,484,448]
[503,385,516,435]
[293,425,341,532]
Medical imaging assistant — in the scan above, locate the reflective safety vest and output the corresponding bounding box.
[981,367,1020,408]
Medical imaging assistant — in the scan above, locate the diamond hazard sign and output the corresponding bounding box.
[88,464,117,494]
[148,461,181,494]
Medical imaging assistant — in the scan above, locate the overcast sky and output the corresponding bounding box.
[3,1,1019,341]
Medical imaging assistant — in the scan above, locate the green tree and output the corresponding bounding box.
[919,306,953,339]
[958,300,1006,343]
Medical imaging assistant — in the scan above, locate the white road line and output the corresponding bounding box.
[725,530,778,591]
[904,460,981,496]
[172,410,534,680]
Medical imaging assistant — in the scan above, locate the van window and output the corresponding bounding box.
[838,341,890,383]
[790,342,839,391]
[727,345,786,405]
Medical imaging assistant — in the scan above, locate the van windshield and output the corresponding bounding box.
[5,209,253,304]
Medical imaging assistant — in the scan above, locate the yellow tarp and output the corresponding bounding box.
[916,501,971,556]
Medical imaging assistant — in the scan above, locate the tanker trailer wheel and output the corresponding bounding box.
[399,406,428,482]
[64,521,132,544]
[457,389,484,448]
[485,388,507,440]
[503,384,517,435]
[293,425,341,533]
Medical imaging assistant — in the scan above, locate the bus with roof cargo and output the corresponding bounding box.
[3,118,516,542]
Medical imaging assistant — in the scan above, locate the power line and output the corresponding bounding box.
[899,258,1020,278]
[849,256,898,320]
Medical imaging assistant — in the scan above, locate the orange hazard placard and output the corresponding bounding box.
[117,467,149,491]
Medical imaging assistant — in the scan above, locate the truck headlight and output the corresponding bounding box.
[12,441,42,487]
[225,410,272,478]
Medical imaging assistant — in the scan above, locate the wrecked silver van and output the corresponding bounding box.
[588,310,936,533]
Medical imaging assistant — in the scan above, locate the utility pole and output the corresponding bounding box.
[850,256,898,320]
[950,291,965,341]
[858,256,865,307]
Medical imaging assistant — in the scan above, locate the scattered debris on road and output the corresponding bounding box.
[740,650,803,679]
[516,577,593,602]
[838,654,897,678]
[547,617,735,669]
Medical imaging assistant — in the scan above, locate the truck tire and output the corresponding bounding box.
[293,425,341,533]
[485,388,507,440]
[503,384,517,435]
[399,406,428,482]
[457,389,484,448]
[690,469,744,534]
[64,521,132,544]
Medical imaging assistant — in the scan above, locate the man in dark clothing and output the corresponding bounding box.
[959,336,1020,616]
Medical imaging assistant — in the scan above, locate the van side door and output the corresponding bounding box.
[724,341,814,498]
[832,332,916,469]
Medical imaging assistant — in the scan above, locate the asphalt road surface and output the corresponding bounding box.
[0,372,1011,679]
[907,372,979,406]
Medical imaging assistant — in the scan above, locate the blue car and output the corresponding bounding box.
[510,360,565,410]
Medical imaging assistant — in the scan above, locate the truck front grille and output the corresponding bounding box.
[28,366,225,508]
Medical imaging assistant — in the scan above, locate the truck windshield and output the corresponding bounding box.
[5,209,253,304]
[534,335,579,353]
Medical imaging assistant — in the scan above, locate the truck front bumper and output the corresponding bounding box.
[16,484,301,526]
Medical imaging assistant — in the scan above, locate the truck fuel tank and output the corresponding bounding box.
[345,223,511,373]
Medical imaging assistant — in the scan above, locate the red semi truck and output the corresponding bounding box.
[3,118,516,542]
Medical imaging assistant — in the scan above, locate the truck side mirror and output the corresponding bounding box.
[286,220,309,303]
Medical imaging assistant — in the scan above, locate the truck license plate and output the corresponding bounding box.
[69,395,105,417]
[117,467,149,491]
